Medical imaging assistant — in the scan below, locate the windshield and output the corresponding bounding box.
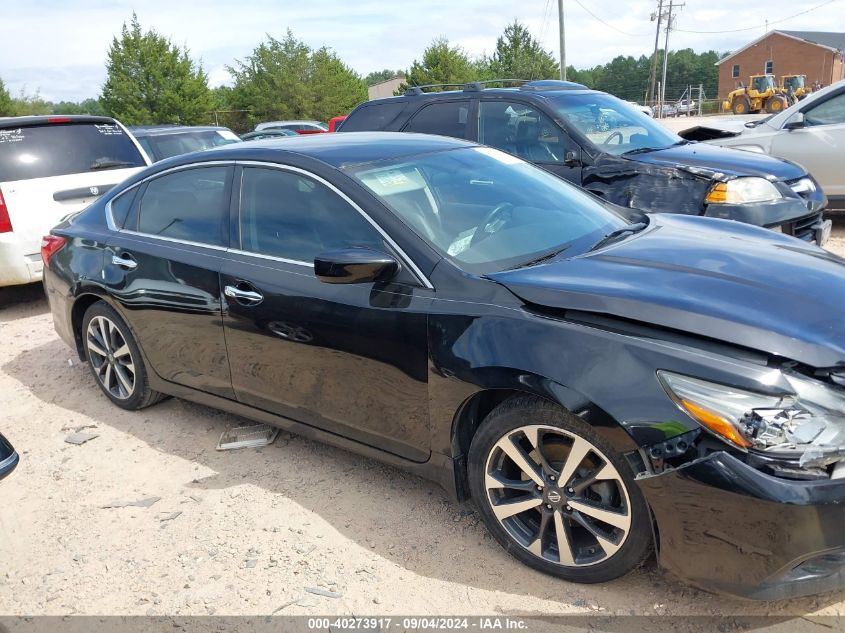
[0,122,145,182]
[347,146,627,273]
[784,76,804,91]
[548,93,681,156]
[138,129,241,161]
[752,76,775,92]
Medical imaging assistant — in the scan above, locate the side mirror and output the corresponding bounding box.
[0,432,19,482]
[784,112,806,130]
[314,248,398,284]
[564,149,581,167]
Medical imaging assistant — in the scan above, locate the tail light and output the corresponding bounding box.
[41,235,67,267]
[0,188,12,233]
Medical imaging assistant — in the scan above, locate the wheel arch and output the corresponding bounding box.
[446,373,640,502]
[70,292,108,360]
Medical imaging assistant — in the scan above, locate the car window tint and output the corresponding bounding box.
[0,122,146,182]
[239,167,384,262]
[110,187,139,229]
[342,102,406,131]
[805,93,845,127]
[478,101,568,163]
[137,166,230,246]
[404,101,470,138]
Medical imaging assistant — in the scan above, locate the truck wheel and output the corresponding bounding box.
[766,96,787,114]
[732,98,750,115]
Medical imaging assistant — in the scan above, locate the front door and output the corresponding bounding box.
[102,164,235,399]
[773,90,845,200]
[477,99,582,184]
[220,165,432,462]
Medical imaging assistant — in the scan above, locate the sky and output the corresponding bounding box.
[1,0,843,102]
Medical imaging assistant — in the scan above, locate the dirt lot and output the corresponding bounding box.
[1,224,844,624]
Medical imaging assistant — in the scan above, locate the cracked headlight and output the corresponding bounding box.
[657,371,845,468]
[704,177,783,204]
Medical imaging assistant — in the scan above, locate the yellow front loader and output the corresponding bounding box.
[723,74,789,115]
[781,74,811,105]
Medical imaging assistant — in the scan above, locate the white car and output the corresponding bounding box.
[0,115,149,287]
[254,120,328,134]
[680,80,845,211]
[626,101,654,117]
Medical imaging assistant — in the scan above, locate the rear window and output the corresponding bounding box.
[137,130,241,161]
[0,122,146,182]
[342,102,407,132]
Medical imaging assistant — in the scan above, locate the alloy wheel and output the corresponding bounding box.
[484,424,632,567]
[86,316,136,400]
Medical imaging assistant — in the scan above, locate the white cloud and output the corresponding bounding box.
[1,0,842,101]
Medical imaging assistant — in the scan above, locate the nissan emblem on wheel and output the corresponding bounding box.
[42,132,845,600]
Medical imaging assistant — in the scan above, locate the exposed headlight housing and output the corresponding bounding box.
[658,371,845,468]
[704,177,783,204]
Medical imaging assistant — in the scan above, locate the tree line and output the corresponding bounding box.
[0,15,723,132]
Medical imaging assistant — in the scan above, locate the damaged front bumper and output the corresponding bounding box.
[638,451,845,600]
[703,177,829,245]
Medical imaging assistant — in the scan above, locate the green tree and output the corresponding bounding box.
[100,13,214,125]
[0,78,12,115]
[52,98,106,115]
[309,47,368,121]
[478,21,559,80]
[365,69,404,85]
[9,87,51,116]
[228,31,366,127]
[400,37,477,92]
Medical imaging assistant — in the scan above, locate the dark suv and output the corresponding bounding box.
[342,80,830,243]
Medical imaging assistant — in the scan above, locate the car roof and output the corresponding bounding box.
[0,115,117,128]
[165,131,477,169]
[129,125,232,136]
[361,80,597,108]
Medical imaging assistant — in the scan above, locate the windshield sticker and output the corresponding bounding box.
[217,130,240,141]
[375,170,412,188]
[94,124,124,136]
[447,228,475,257]
[473,146,522,165]
[0,128,25,144]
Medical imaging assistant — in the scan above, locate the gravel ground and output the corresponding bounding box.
[0,223,844,624]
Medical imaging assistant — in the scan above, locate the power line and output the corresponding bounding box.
[673,0,839,34]
[570,0,652,37]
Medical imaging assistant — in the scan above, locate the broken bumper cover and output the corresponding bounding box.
[704,181,828,244]
[638,451,845,600]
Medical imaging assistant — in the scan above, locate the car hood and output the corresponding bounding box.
[623,141,804,180]
[488,214,845,368]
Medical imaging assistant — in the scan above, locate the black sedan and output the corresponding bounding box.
[42,133,845,600]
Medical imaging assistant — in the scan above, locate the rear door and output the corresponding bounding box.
[401,99,474,140]
[220,164,432,461]
[772,90,845,199]
[102,163,236,399]
[0,120,147,264]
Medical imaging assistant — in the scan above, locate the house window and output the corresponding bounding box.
[732,64,740,78]
[765,60,773,74]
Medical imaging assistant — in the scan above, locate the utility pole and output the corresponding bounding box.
[558,0,566,80]
[659,0,683,115]
[648,0,663,105]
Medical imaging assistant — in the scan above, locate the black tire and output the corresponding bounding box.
[732,97,751,115]
[468,396,651,584]
[766,96,787,114]
[81,301,165,410]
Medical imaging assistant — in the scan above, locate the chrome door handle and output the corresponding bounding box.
[224,285,263,304]
[111,254,137,269]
